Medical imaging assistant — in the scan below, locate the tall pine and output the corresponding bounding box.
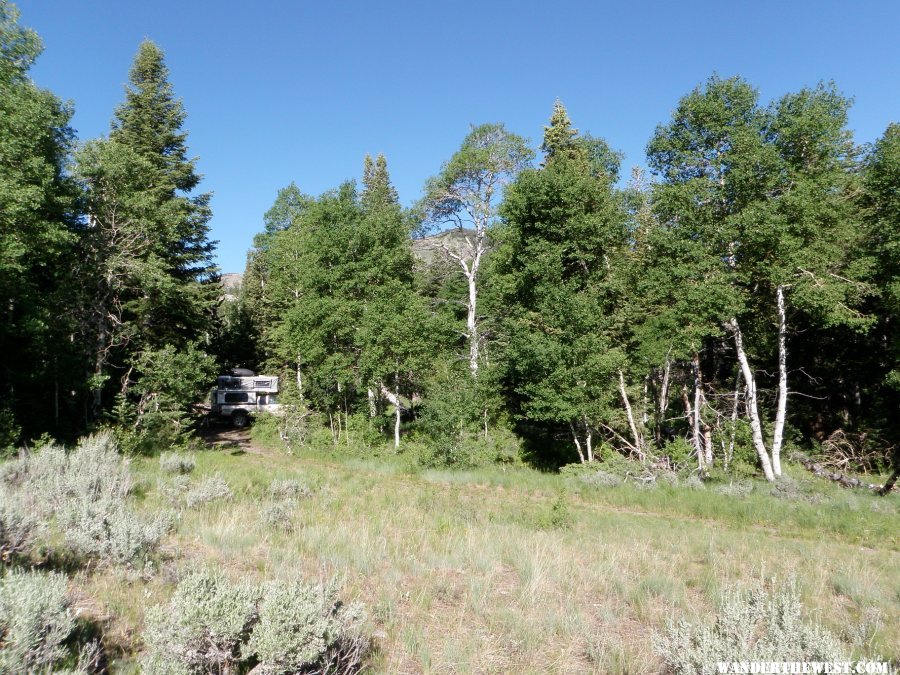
[76,40,217,420]
[110,40,217,346]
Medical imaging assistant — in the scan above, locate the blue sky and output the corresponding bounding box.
[16,0,900,273]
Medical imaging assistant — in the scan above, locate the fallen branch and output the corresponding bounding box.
[791,451,889,493]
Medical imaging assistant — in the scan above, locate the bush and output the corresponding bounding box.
[185,475,233,508]
[143,570,369,675]
[59,497,172,567]
[653,577,845,674]
[269,478,312,501]
[159,474,192,506]
[712,481,755,498]
[0,432,167,566]
[663,437,695,472]
[159,452,196,475]
[0,569,97,673]
[0,488,39,561]
[560,463,623,488]
[247,579,367,675]
[262,502,296,534]
[769,474,823,504]
[142,569,259,675]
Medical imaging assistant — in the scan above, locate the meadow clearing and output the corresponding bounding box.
[59,427,898,673]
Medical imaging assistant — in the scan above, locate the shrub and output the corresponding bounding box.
[142,569,259,675]
[66,433,132,498]
[664,437,695,472]
[269,478,312,501]
[0,432,167,566]
[59,497,172,566]
[0,488,39,561]
[143,571,369,675]
[713,481,755,498]
[769,475,822,504]
[159,474,192,506]
[262,502,296,534]
[159,452,196,475]
[0,570,75,673]
[247,579,368,675]
[653,577,845,674]
[682,475,706,491]
[186,475,233,508]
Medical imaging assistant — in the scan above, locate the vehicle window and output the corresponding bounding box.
[224,392,248,403]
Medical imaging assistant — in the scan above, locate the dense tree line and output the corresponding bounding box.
[242,91,898,481]
[0,2,217,447]
[1,1,896,483]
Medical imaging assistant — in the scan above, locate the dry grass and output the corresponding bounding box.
[79,443,899,673]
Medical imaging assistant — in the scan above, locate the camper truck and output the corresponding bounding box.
[210,369,281,427]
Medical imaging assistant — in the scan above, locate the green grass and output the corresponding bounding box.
[72,442,900,672]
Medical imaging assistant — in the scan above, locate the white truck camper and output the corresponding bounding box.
[210,368,282,427]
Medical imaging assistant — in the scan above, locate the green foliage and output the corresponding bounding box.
[160,451,196,475]
[246,579,368,674]
[663,437,695,472]
[75,39,217,427]
[653,577,845,673]
[0,410,19,457]
[0,570,74,672]
[142,569,259,675]
[0,0,80,441]
[143,570,368,675]
[495,102,630,461]
[185,474,233,508]
[417,362,520,466]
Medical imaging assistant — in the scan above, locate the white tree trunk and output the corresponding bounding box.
[570,422,586,463]
[656,358,671,446]
[729,318,775,481]
[618,371,644,460]
[691,354,705,471]
[394,381,401,449]
[466,268,479,376]
[771,284,788,477]
[296,356,304,405]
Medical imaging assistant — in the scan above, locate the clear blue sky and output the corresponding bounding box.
[16,0,900,273]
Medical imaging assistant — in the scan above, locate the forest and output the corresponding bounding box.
[1,0,898,672]
[3,3,897,484]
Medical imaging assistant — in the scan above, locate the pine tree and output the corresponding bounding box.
[109,40,217,346]
[76,40,217,419]
[0,1,80,440]
[496,104,632,462]
[541,100,587,167]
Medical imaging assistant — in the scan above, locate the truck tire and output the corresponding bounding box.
[232,411,249,428]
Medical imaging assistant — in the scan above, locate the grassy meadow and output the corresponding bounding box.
[64,432,900,673]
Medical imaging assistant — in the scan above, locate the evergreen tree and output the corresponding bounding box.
[109,40,217,347]
[0,1,79,441]
[495,103,632,463]
[76,40,217,421]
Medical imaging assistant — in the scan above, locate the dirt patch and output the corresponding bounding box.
[198,423,271,457]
